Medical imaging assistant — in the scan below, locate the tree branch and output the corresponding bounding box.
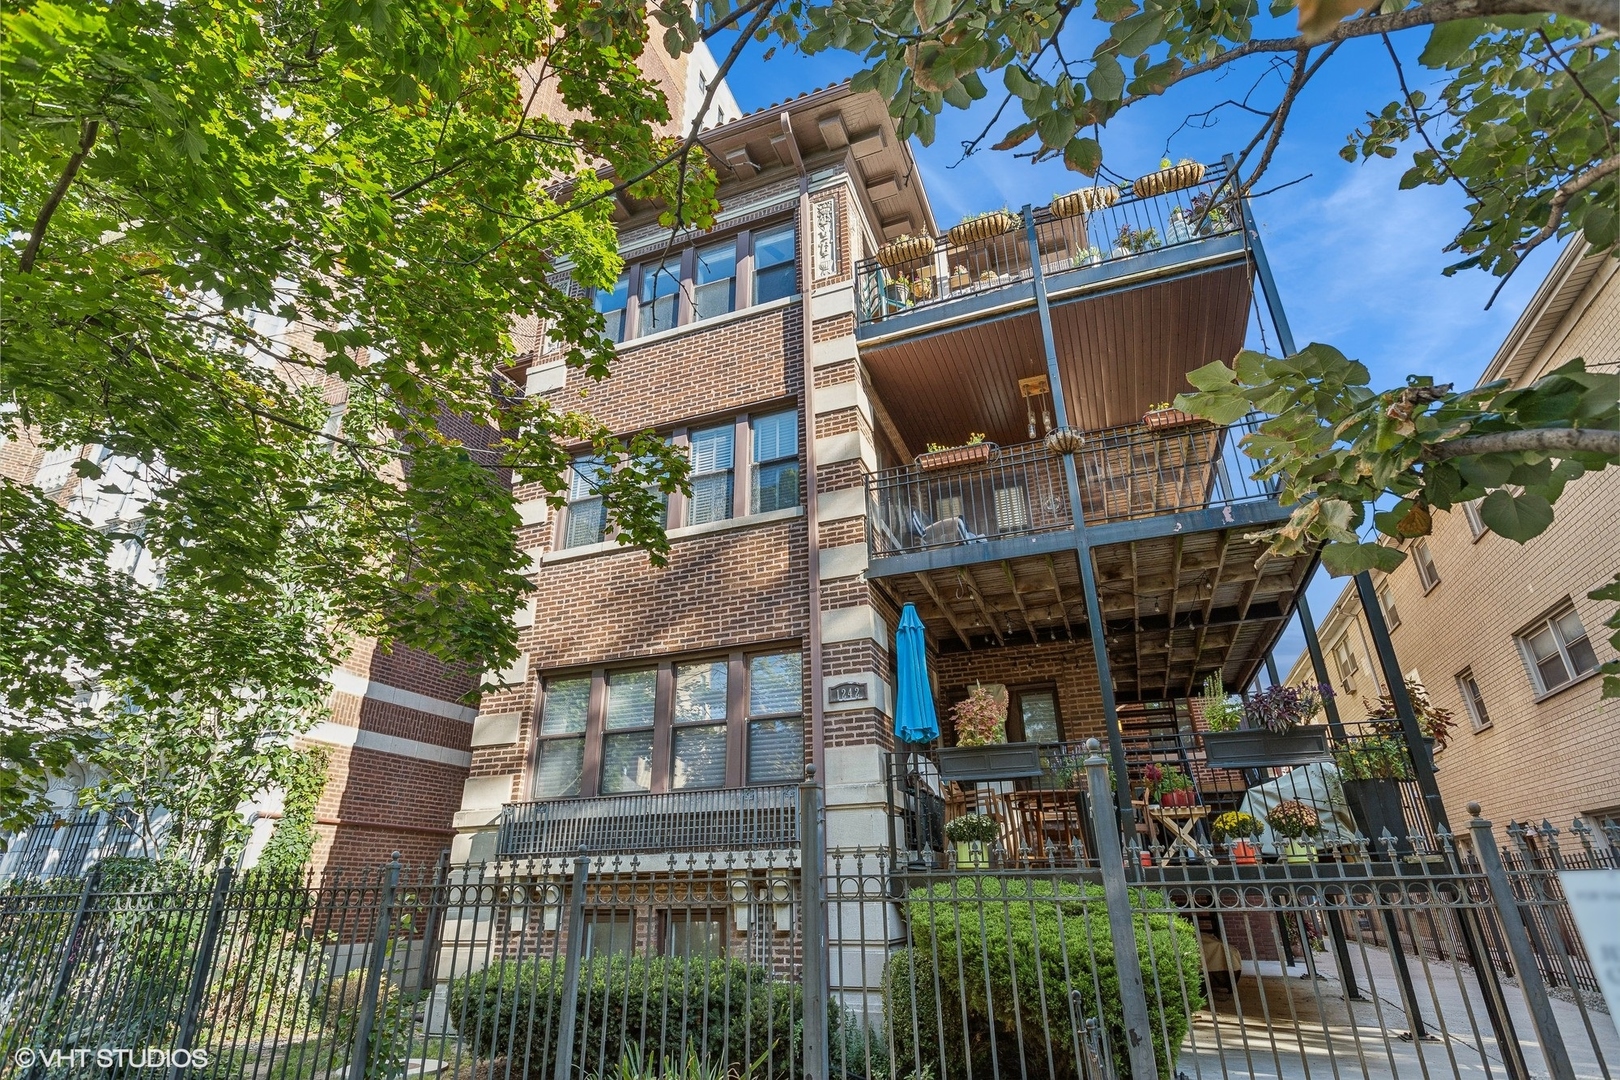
[19,119,100,274]
[1429,427,1620,459]
[1513,152,1620,259]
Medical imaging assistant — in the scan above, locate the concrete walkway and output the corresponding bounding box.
[1177,942,1618,1080]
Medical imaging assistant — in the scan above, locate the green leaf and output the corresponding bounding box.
[1321,542,1407,577]
[1063,136,1103,174]
[1419,19,1482,67]
[1184,360,1238,392]
[1004,65,1040,100]
[1087,54,1125,101]
[1478,488,1554,543]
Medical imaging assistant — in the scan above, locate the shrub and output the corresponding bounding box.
[1199,673,1243,733]
[1242,683,1331,733]
[950,684,1006,747]
[448,955,828,1079]
[884,877,1203,1080]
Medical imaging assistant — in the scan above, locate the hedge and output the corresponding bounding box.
[448,955,829,1079]
[884,877,1204,1080]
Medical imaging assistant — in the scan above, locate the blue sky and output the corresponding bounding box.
[716,23,1561,680]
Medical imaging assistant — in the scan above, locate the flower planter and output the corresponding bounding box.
[1228,839,1258,865]
[1157,788,1196,808]
[1052,186,1120,218]
[1133,162,1207,198]
[1143,408,1201,430]
[1281,839,1314,864]
[936,742,1044,782]
[1044,428,1085,455]
[916,442,995,472]
[949,269,972,290]
[876,234,934,268]
[1343,778,1413,855]
[1201,728,1332,769]
[954,840,990,869]
[948,210,1020,247]
[884,282,912,307]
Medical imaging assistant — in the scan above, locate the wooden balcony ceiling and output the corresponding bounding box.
[860,264,1251,455]
[1093,528,1315,701]
[887,548,1090,652]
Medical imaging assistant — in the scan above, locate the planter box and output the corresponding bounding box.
[916,442,995,472]
[1343,778,1413,855]
[1143,408,1201,430]
[937,743,1044,782]
[1201,728,1332,769]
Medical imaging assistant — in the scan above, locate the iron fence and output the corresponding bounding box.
[1,767,1615,1080]
[498,785,800,860]
[854,160,1241,328]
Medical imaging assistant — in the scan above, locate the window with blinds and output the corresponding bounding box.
[750,410,799,514]
[753,224,797,303]
[688,424,735,526]
[596,272,629,343]
[746,652,803,784]
[564,457,609,549]
[694,242,737,321]
[638,256,683,337]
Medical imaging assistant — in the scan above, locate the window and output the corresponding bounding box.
[1456,669,1491,731]
[666,910,727,957]
[564,456,609,548]
[1462,500,1487,541]
[533,650,802,799]
[694,241,737,321]
[596,272,630,343]
[1013,688,1060,742]
[1518,604,1600,696]
[601,668,657,794]
[672,661,728,790]
[534,676,590,798]
[583,912,635,959]
[753,224,798,303]
[750,410,799,514]
[1377,584,1400,630]
[1329,634,1360,694]
[746,652,804,783]
[638,256,683,337]
[688,424,736,526]
[1412,539,1441,592]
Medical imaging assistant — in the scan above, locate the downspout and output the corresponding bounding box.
[782,112,825,780]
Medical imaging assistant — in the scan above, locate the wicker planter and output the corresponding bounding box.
[1143,407,1200,430]
[1052,186,1120,218]
[1133,162,1207,198]
[916,442,994,471]
[936,742,1043,782]
[1201,728,1332,769]
[1044,428,1085,454]
[876,234,934,268]
[948,210,1020,246]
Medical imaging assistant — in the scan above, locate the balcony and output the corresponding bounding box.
[497,785,799,861]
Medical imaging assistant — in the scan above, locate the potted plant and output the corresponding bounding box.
[1212,811,1262,864]
[1070,245,1106,268]
[1142,400,1201,430]
[1189,190,1232,234]
[1114,223,1160,254]
[1144,764,1195,808]
[876,232,934,268]
[1201,683,1335,768]
[1133,157,1207,198]
[1165,206,1194,245]
[884,273,913,307]
[917,433,995,472]
[936,684,1042,780]
[1267,800,1321,863]
[1334,734,1414,855]
[944,812,1000,869]
[1198,672,1243,733]
[949,207,1020,246]
[1052,185,1120,218]
[1364,678,1457,757]
[948,264,972,290]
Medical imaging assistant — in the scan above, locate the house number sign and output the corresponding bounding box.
[828,681,868,704]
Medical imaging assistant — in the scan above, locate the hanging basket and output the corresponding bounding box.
[948,210,1020,247]
[1051,186,1120,219]
[1133,162,1207,199]
[916,442,995,471]
[876,234,935,268]
[1044,428,1086,455]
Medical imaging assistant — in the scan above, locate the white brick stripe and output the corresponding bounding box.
[304,721,473,768]
[328,669,478,723]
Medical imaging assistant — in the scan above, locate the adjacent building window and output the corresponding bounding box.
[1517,604,1600,696]
[1456,669,1491,731]
[564,457,609,548]
[1330,634,1360,693]
[638,256,683,337]
[750,410,799,514]
[1412,539,1441,592]
[688,424,736,526]
[1462,500,1487,541]
[694,241,738,321]
[753,224,798,303]
[1377,584,1401,630]
[597,272,630,343]
[533,649,803,799]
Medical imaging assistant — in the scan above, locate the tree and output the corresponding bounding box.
[3,0,717,832]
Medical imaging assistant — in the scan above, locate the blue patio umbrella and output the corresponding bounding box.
[893,604,940,744]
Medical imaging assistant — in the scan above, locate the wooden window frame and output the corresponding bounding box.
[1006,683,1063,743]
[528,648,802,800]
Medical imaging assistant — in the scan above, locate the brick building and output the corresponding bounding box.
[1282,242,1619,832]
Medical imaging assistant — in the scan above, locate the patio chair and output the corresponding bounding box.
[909,506,985,548]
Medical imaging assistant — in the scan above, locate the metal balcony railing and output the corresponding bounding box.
[855,159,1241,327]
[497,785,800,859]
[865,416,1277,558]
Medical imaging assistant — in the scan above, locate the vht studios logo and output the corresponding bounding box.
[13,1047,211,1070]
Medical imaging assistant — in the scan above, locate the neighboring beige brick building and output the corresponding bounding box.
[1285,242,1620,832]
